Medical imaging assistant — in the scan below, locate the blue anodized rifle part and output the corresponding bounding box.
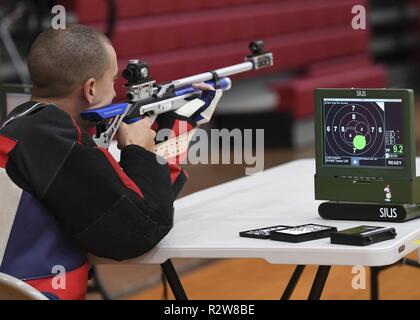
[80,103,129,121]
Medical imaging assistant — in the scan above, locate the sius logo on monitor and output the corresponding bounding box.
[379,207,398,219]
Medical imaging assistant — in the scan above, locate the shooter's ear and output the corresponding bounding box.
[83,77,96,105]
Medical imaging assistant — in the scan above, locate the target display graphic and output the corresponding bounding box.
[323,98,404,168]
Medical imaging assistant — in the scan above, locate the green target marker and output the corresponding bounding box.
[353,135,366,150]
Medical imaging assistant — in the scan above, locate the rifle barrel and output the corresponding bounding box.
[172,61,254,89]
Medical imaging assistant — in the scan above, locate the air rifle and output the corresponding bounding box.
[80,40,274,148]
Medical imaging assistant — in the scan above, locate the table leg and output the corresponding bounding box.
[370,261,401,300]
[160,259,188,300]
[402,258,420,267]
[308,265,331,300]
[280,265,306,300]
[88,266,112,300]
[370,267,379,300]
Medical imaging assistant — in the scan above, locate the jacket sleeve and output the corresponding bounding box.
[2,105,178,261]
[153,111,191,198]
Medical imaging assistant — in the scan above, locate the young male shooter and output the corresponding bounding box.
[0,24,217,299]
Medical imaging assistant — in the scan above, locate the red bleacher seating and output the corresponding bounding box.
[63,0,381,121]
[90,0,359,57]
[60,0,277,23]
[273,63,388,119]
[114,26,369,98]
[306,54,373,77]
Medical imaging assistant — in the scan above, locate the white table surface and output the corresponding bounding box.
[92,157,420,267]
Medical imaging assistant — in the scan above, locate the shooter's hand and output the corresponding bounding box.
[117,116,156,152]
[189,82,222,125]
[192,82,215,91]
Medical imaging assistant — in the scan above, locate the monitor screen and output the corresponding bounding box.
[323,98,404,169]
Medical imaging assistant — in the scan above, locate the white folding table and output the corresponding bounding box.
[92,157,420,299]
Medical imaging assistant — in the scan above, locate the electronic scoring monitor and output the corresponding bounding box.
[314,88,420,209]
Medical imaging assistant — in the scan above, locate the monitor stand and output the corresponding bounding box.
[318,202,420,222]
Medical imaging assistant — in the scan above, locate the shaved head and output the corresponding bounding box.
[28,24,112,98]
